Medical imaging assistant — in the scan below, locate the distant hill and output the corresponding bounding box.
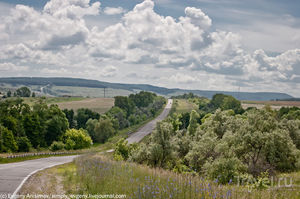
[0,77,293,101]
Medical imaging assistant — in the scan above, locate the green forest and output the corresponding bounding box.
[0,91,165,153]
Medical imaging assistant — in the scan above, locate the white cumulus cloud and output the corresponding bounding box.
[0,0,299,96]
[104,7,126,15]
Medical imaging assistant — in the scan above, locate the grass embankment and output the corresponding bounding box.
[24,155,300,199]
[170,99,198,115]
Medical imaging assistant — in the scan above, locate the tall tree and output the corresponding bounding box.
[187,110,199,136]
[16,87,31,97]
[45,105,69,146]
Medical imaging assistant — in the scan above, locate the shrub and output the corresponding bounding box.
[203,157,246,184]
[16,137,32,152]
[64,129,92,150]
[50,141,65,151]
[114,138,138,161]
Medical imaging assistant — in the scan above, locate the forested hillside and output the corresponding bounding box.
[0,77,293,100]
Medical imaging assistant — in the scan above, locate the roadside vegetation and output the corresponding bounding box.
[55,154,299,199]
[0,90,165,158]
[108,93,300,198]
[15,92,300,198]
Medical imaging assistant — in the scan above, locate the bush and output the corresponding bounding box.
[113,138,138,161]
[64,129,92,150]
[17,137,32,152]
[50,141,65,151]
[203,157,246,184]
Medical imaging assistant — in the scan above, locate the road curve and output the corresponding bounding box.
[126,99,173,144]
[0,155,78,197]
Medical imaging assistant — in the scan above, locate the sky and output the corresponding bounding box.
[0,0,299,96]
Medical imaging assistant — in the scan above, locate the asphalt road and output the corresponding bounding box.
[126,99,173,144]
[0,155,77,197]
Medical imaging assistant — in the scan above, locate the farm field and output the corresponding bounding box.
[242,100,300,110]
[55,97,114,114]
[51,86,133,98]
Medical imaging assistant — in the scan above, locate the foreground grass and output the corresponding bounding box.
[58,155,300,199]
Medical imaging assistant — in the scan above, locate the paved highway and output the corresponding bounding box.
[126,99,173,144]
[0,155,77,197]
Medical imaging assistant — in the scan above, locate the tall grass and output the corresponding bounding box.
[63,155,300,199]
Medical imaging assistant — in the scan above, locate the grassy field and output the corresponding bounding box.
[172,99,199,114]
[22,97,85,106]
[52,86,133,98]
[242,101,300,110]
[4,97,114,114]
[20,155,300,199]
[55,97,114,114]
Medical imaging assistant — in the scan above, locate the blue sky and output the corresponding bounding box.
[0,0,299,96]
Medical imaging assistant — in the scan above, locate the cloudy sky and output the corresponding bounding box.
[0,0,299,96]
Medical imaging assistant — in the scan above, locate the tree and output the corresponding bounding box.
[114,96,135,116]
[64,129,92,150]
[63,109,76,128]
[45,105,69,146]
[210,94,227,109]
[187,110,199,136]
[76,108,100,129]
[16,137,32,152]
[207,94,244,114]
[221,95,243,114]
[22,112,47,148]
[85,118,98,141]
[94,118,115,143]
[129,91,156,108]
[179,112,190,129]
[107,107,128,129]
[0,125,18,152]
[16,87,31,97]
[147,122,174,167]
[31,92,36,97]
[7,91,11,97]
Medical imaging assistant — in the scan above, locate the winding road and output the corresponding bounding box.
[0,99,173,197]
[126,99,173,144]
